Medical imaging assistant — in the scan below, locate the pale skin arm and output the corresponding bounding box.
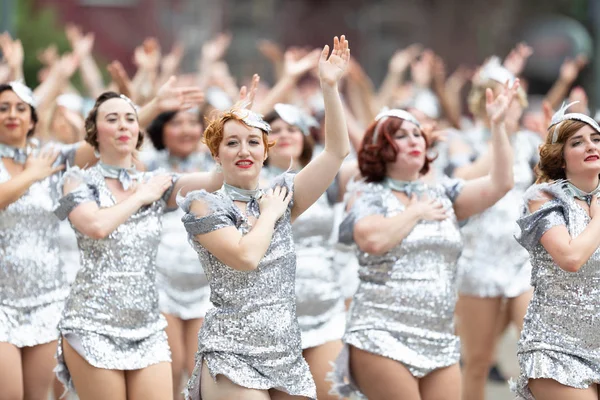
[451,81,518,221]
[534,195,600,273]
[65,174,172,239]
[450,139,492,180]
[166,170,223,209]
[190,186,291,271]
[544,55,587,110]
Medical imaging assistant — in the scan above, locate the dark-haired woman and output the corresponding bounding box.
[512,104,600,400]
[145,108,213,400]
[329,81,519,400]
[0,82,97,399]
[53,91,222,399]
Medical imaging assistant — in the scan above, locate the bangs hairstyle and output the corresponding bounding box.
[536,120,592,183]
[0,84,39,137]
[358,117,435,182]
[85,92,143,150]
[203,109,274,157]
[264,111,314,167]
[468,79,528,119]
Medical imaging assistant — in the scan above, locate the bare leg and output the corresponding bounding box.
[183,317,203,377]
[200,361,270,400]
[21,341,59,400]
[126,362,173,400]
[302,340,343,400]
[419,363,461,400]
[269,389,311,399]
[0,342,23,400]
[164,314,186,400]
[349,345,420,400]
[456,295,503,400]
[507,289,533,333]
[529,379,598,400]
[62,336,127,400]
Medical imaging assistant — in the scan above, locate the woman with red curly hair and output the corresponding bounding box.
[329,80,519,400]
[511,103,600,399]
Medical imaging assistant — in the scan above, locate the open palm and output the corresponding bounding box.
[318,35,350,87]
[486,79,520,125]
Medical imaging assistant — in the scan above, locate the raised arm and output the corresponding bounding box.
[376,45,421,109]
[452,80,518,220]
[291,36,350,221]
[545,55,587,110]
[66,25,105,99]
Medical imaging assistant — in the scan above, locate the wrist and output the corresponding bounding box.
[320,82,339,92]
[259,210,279,224]
[21,168,40,183]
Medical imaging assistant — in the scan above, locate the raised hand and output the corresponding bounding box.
[201,33,232,64]
[503,42,533,76]
[408,194,448,222]
[56,53,80,79]
[66,24,94,58]
[161,42,184,76]
[237,73,260,110]
[318,35,350,87]
[560,54,588,83]
[485,79,521,125]
[284,48,320,79]
[155,76,205,112]
[259,186,293,221]
[133,37,161,71]
[0,33,23,71]
[446,65,473,92]
[24,148,64,181]
[37,45,59,67]
[107,60,133,98]
[389,44,422,75]
[410,49,434,88]
[568,86,589,114]
[133,174,172,205]
[258,39,284,63]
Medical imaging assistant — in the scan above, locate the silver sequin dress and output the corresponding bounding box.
[145,150,213,320]
[53,164,176,391]
[329,178,465,397]
[180,172,316,400]
[0,143,78,347]
[455,129,541,297]
[511,182,600,398]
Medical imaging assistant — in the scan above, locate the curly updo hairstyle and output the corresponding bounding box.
[358,117,435,182]
[536,120,590,183]
[84,92,144,150]
[0,84,39,137]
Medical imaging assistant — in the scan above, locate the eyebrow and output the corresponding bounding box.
[105,112,136,117]
[570,132,600,141]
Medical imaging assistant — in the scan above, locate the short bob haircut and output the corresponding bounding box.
[0,84,39,137]
[84,92,144,150]
[203,109,274,157]
[263,110,314,167]
[358,116,435,182]
[146,109,203,151]
[536,119,591,183]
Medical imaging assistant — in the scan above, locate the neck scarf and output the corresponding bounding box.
[383,177,427,198]
[98,162,140,190]
[563,180,600,205]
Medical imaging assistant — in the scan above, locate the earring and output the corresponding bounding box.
[93,149,101,158]
[215,163,223,173]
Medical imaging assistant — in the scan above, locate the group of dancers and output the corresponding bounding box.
[0,27,599,400]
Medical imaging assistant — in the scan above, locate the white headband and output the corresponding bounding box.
[549,101,600,143]
[273,103,319,136]
[7,81,36,108]
[372,108,421,144]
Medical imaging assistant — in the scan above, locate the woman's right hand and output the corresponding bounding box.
[133,174,172,205]
[259,186,293,221]
[24,148,64,181]
[407,194,448,221]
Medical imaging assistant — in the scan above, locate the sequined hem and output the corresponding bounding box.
[185,352,317,400]
[0,302,62,347]
[55,329,171,394]
[509,349,600,399]
[300,309,346,349]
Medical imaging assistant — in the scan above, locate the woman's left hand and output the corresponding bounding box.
[486,78,520,125]
[318,35,350,87]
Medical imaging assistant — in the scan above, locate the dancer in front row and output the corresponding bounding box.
[179,35,349,400]
[329,80,519,400]
[512,102,600,400]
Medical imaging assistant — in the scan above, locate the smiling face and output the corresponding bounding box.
[215,120,268,189]
[0,89,35,146]
[95,97,140,157]
[385,120,427,179]
[163,111,203,158]
[267,118,304,167]
[563,124,600,179]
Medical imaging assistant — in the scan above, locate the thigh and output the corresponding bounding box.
[21,341,59,400]
[529,378,598,400]
[126,361,173,400]
[200,361,270,400]
[508,289,533,333]
[419,363,461,400]
[164,314,185,373]
[349,345,420,400]
[183,317,203,375]
[0,342,23,400]
[62,336,127,400]
[302,340,343,400]
[456,296,503,362]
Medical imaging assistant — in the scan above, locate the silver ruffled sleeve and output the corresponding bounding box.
[54,167,97,221]
[338,188,384,246]
[178,190,236,236]
[516,201,566,251]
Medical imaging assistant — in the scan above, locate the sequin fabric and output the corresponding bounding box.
[328,178,464,397]
[179,172,316,400]
[146,150,213,320]
[456,130,541,297]
[53,164,175,392]
[510,182,600,398]
[0,143,78,347]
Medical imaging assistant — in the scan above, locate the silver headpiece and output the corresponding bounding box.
[372,108,421,144]
[273,103,319,136]
[233,109,271,134]
[549,101,600,144]
[479,56,516,86]
[119,94,138,115]
[7,81,36,108]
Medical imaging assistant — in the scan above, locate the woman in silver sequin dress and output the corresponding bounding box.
[329,82,520,400]
[262,103,357,400]
[0,82,97,399]
[145,109,213,399]
[180,35,350,400]
[53,92,222,399]
[511,105,600,399]
[446,59,540,398]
